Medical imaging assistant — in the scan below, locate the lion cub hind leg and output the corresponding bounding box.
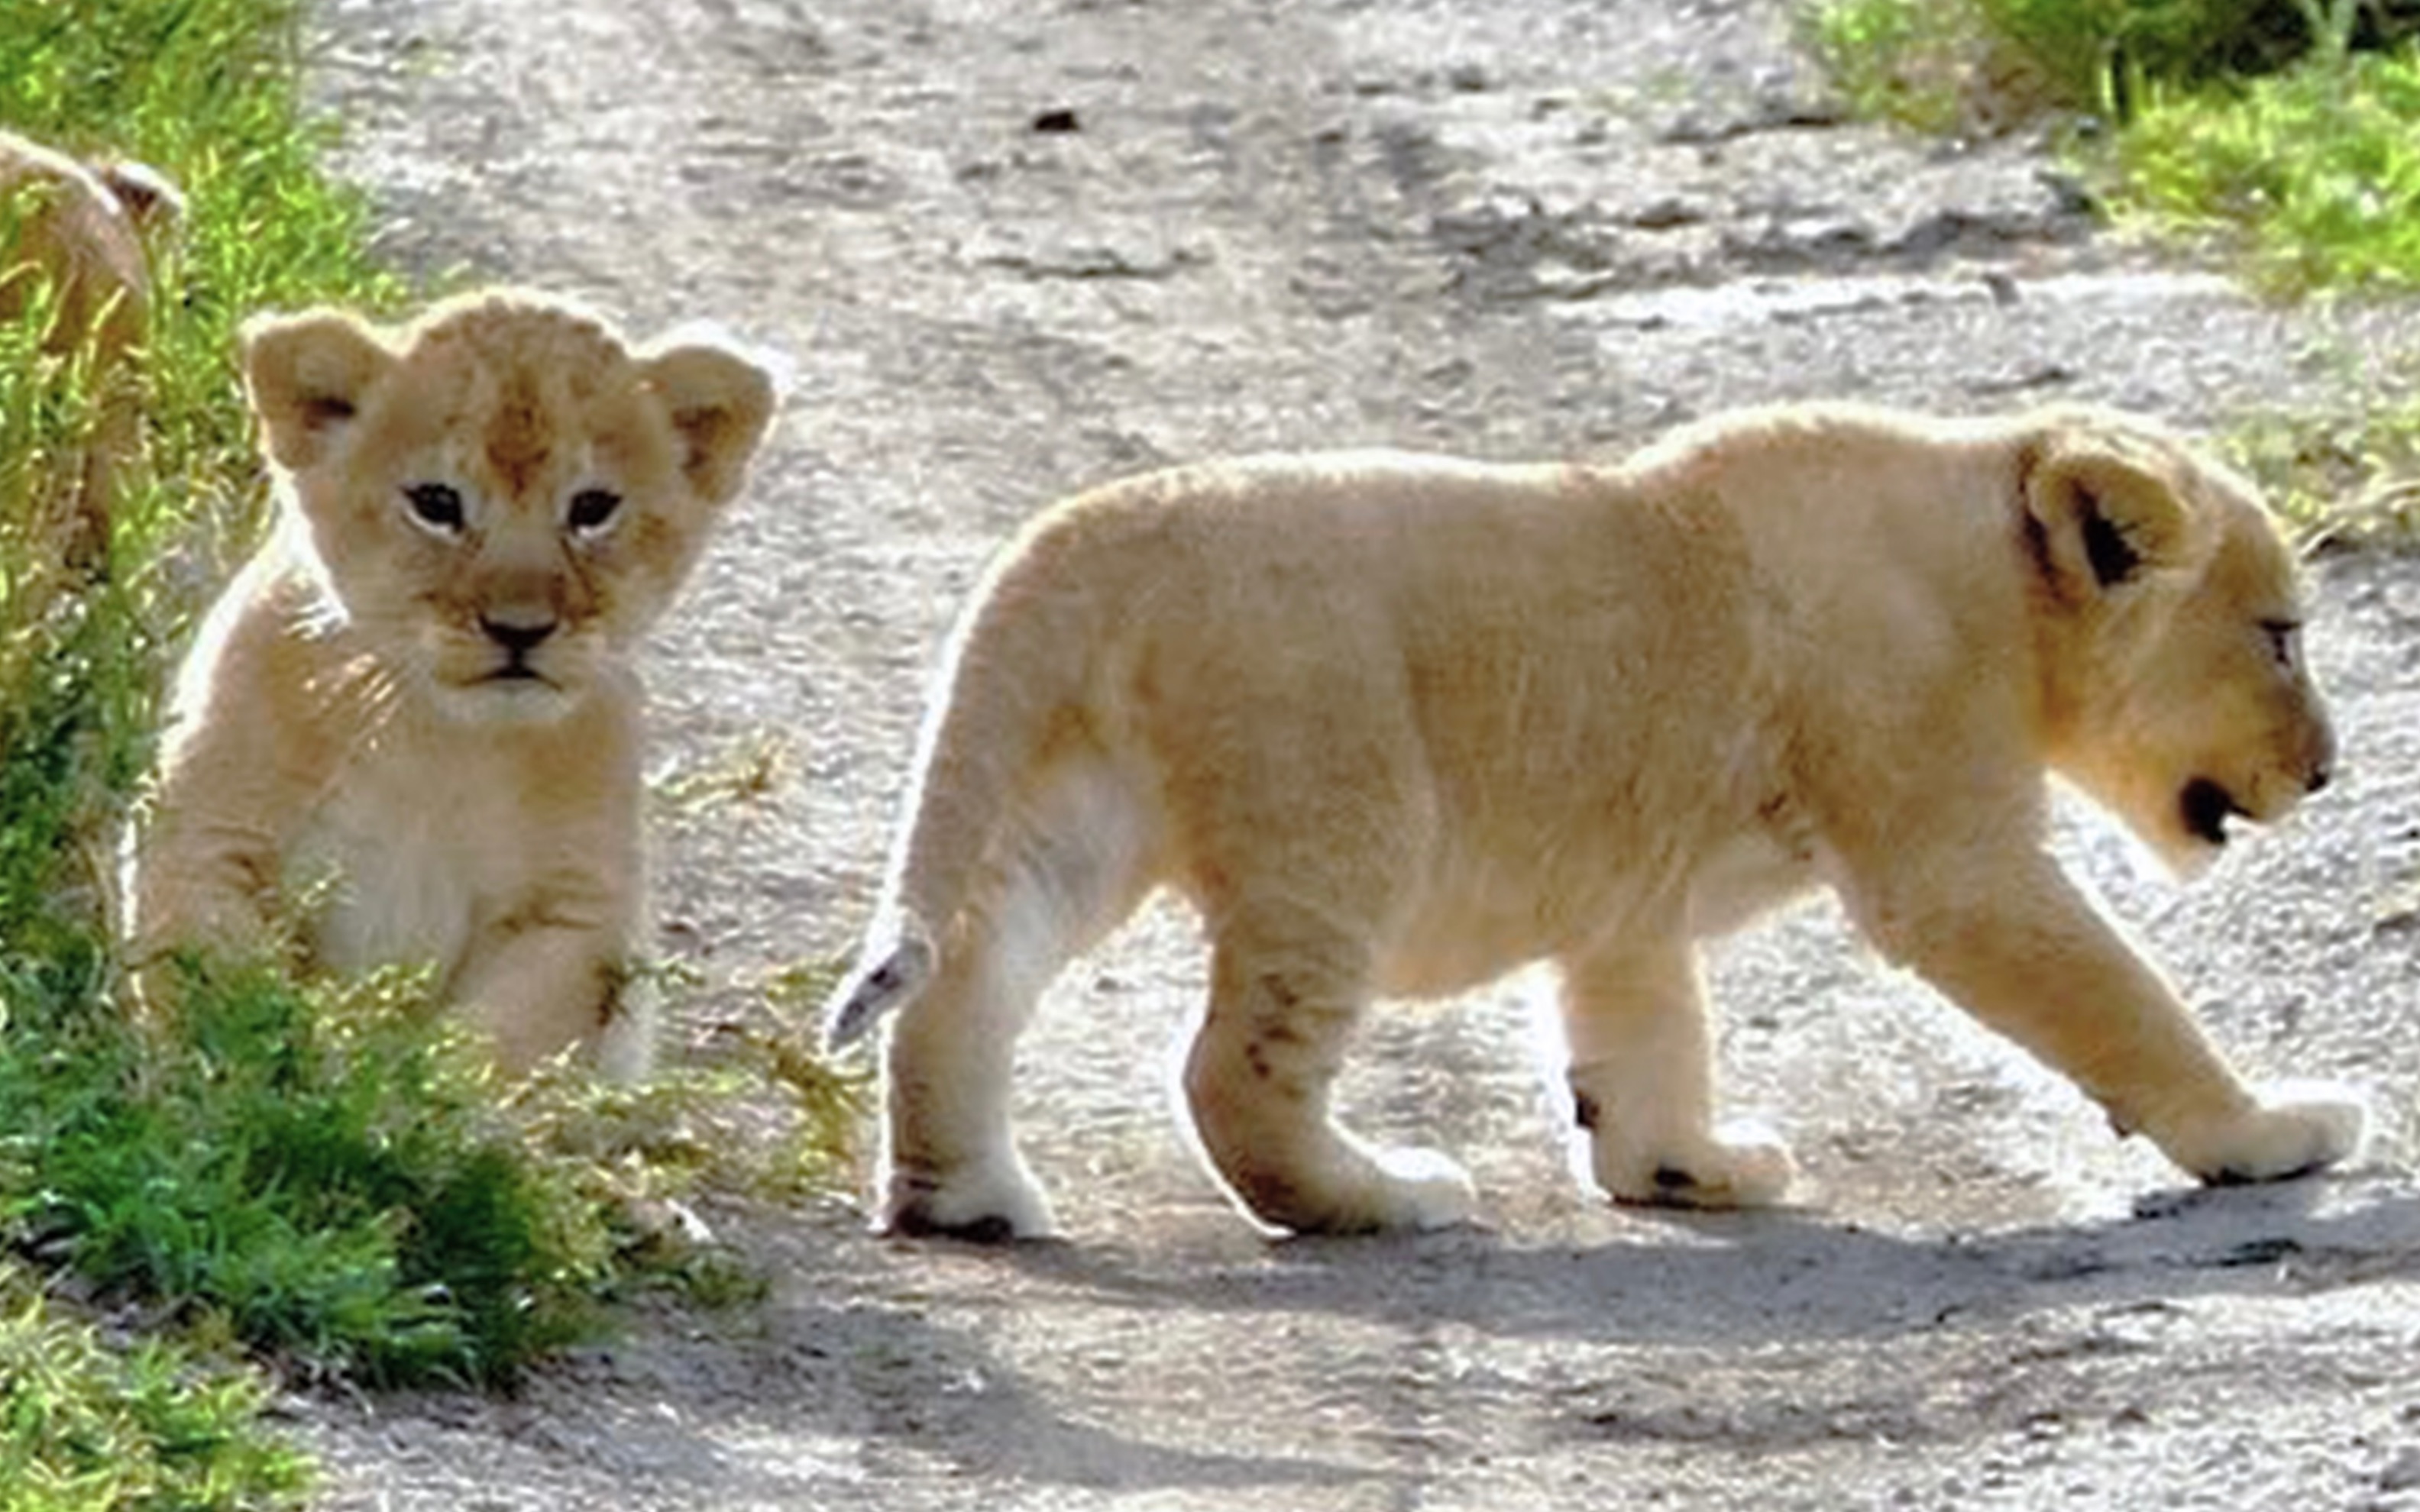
[881,929,1060,1241]
[1560,939,1794,1210]
[1183,923,1478,1236]
[877,754,1160,1241]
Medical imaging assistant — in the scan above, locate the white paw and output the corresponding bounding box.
[1598,1120,1797,1210]
[2185,1081,2367,1185]
[882,1152,1057,1242]
[1369,1145,1480,1231]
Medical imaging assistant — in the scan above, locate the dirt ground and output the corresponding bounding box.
[283,0,2420,1506]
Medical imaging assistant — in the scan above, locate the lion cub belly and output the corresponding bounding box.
[1376,816,1822,995]
[1685,822,1824,935]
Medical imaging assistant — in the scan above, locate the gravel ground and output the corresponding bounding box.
[281,1,2420,1505]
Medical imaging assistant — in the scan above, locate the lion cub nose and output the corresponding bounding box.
[2305,719,2338,796]
[479,612,557,655]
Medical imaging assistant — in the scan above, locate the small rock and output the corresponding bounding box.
[2037,169,2102,218]
[1626,198,1706,231]
[2211,1236,2303,1268]
[2380,1447,2420,1491]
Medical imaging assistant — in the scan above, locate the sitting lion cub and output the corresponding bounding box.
[827,402,2359,1239]
[130,289,775,1078]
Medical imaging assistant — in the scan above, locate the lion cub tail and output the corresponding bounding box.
[823,919,937,1050]
[822,518,1106,1052]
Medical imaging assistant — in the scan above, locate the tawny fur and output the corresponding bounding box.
[128,289,775,1079]
[829,402,2359,1239]
[1,128,180,575]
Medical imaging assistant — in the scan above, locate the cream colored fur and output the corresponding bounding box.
[828,402,2359,1239]
[128,289,775,1078]
[1,128,180,573]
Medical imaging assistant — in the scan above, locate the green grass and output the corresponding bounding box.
[0,959,618,1388]
[2,0,864,1496]
[1,1264,310,1512]
[2112,47,2420,296]
[2,0,400,964]
[1800,1,2420,295]
[2228,387,2420,549]
[1801,1,2420,544]
[1798,0,2009,132]
[1800,1,2420,130]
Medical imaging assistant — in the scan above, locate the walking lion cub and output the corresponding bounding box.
[828,402,2357,1239]
[129,289,775,1077]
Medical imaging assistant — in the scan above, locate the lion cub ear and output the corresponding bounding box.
[94,158,183,231]
[241,310,395,473]
[2024,433,2189,601]
[639,338,777,506]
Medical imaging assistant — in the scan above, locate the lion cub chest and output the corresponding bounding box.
[290,705,636,987]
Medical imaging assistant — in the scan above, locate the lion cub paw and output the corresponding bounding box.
[1598,1123,1796,1211]
[2175,1081,2367,1186]
[1364,1145,1481,1232]
[882,1154,1058,1243]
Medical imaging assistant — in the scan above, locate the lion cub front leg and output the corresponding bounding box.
[1857,854,2364,1185]
[1558,939,1794,1210]
[451,908,639,1081]
[1183,922,1477,1236]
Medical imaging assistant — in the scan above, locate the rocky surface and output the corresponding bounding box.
[283,1,2420,1505]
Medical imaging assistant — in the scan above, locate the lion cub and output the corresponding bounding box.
[129,289,775,1078]
[2,128,182,572]
[827,402,2359,1239]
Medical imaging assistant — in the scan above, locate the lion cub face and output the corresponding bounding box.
[2027,418,2334,873]
[242,291,775,722]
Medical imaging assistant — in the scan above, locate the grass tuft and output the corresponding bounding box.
[2110,49,2420,296]
[1800,0,2420,300]
[0,1263,310,1512]
[2228,390,2420,551]
[0,958,614,1389]
[1800,0,2420,134]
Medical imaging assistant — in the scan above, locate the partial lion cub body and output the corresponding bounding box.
[130,289,775,1077]
[829,402,2357,1239]
[2,128,181,573]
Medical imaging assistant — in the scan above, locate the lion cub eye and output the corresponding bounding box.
[401,482,467,536]
[566,487,623,538]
